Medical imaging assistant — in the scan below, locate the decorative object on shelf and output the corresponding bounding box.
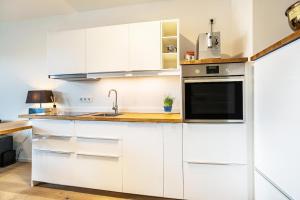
[26,90,54,114]
[50,95,58,114]
[166,45,177,53]
[163,96,174,112]
[286,1,300,31]
[162,20,179,69]
[197,19,221,59]
[185,51,196,61]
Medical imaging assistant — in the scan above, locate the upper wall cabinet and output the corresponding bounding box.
[47,19,179,75]
[86,24,129,73]
[129,21,162,71]
[47,29,86,75]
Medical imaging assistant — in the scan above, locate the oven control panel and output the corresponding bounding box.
[182,63,245,77]
[206,65,219,74]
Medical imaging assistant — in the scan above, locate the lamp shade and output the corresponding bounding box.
[26,90,54,104]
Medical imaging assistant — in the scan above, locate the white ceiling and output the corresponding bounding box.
[0,0,167,22]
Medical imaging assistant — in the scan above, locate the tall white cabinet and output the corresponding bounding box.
[47,29,86,75]
[254,38,300,200]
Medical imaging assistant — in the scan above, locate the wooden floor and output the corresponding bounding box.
[0,162,170,200]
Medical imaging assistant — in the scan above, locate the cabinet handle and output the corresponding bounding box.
[77,152,120,159]
[34,148,74,155]
[33,134,72,139]
[187,161,246,166]
[77,136,120,141]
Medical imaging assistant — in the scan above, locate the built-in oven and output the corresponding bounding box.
[182,63,245,123]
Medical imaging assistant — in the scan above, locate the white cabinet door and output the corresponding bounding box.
[123,123,163,197]
[162,123,183,199]
[183,123,247,164]
[32,149,76,186]
[74,154,123,192]
[47,29,86,75]
[184,163,248,200]
[129,21,161,70]
[86,24,129,73]
[74,121,124,192]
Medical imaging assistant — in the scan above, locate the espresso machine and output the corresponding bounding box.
[197,19,221,59]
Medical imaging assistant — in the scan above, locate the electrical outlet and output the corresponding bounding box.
[80,96,94,103]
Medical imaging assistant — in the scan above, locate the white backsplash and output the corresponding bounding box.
[54,76,181,113]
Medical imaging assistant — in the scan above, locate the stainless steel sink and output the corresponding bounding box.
[92,113,122,117]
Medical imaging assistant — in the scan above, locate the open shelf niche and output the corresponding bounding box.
[161,20,179,69]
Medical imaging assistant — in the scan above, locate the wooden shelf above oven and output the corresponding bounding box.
[181,57,248,65]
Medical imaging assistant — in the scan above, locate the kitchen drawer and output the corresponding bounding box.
[73,153,123,192]
[32,120,74,137]
[184,162,248,200]
[33,135,74,153]
[183,123,247,164]
[32,149,76,186]
[75,121,124,140]
[76,137,121,157]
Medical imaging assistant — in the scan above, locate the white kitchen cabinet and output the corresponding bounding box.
[74,154,123,192]
[255,171,289,200]
[254,39,300,200]
[183,123,247,164]
[184,163,248,200]
[129,21,162,70]
[74,121,124,192]
[32,149,76,186]
[47,29,86,75]
[86,24,129,73]
[162,123,183,199]
[123,123,164,197]
[75,121,123,159]
[31,120,187,198]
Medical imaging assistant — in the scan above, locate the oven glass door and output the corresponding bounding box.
[184,78,244,121]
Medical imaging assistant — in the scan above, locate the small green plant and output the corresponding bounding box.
[164,96,174,107]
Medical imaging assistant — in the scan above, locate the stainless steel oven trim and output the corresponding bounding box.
[182,76,245,123]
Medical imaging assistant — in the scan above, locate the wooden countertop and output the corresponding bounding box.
[19,112,183,123]
[251,30,300,61]
[181,57,248,65]
[0,121,32,136]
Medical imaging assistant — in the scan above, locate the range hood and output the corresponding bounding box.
[49,70,180,81]
[48,74,99,81]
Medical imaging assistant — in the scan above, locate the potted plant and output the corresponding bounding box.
[163,96,174,112]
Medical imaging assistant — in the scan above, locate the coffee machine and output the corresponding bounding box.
[197,19,221,59]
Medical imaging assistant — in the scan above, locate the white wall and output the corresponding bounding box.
[253,0,294,53]
[231,0,253,56]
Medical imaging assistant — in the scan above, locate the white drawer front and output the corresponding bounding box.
[75,121,124,139]
[74,154,123,192]
[32,120,74,137]
[32,149,76,186]
[33,136,74,153]
[76,137,121,157]
[183,123,247,164]
[184,162,248,200]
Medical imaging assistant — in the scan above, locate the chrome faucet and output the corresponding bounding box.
[108,89,118,115]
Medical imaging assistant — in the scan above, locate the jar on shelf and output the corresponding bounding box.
[185,51,196,61]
